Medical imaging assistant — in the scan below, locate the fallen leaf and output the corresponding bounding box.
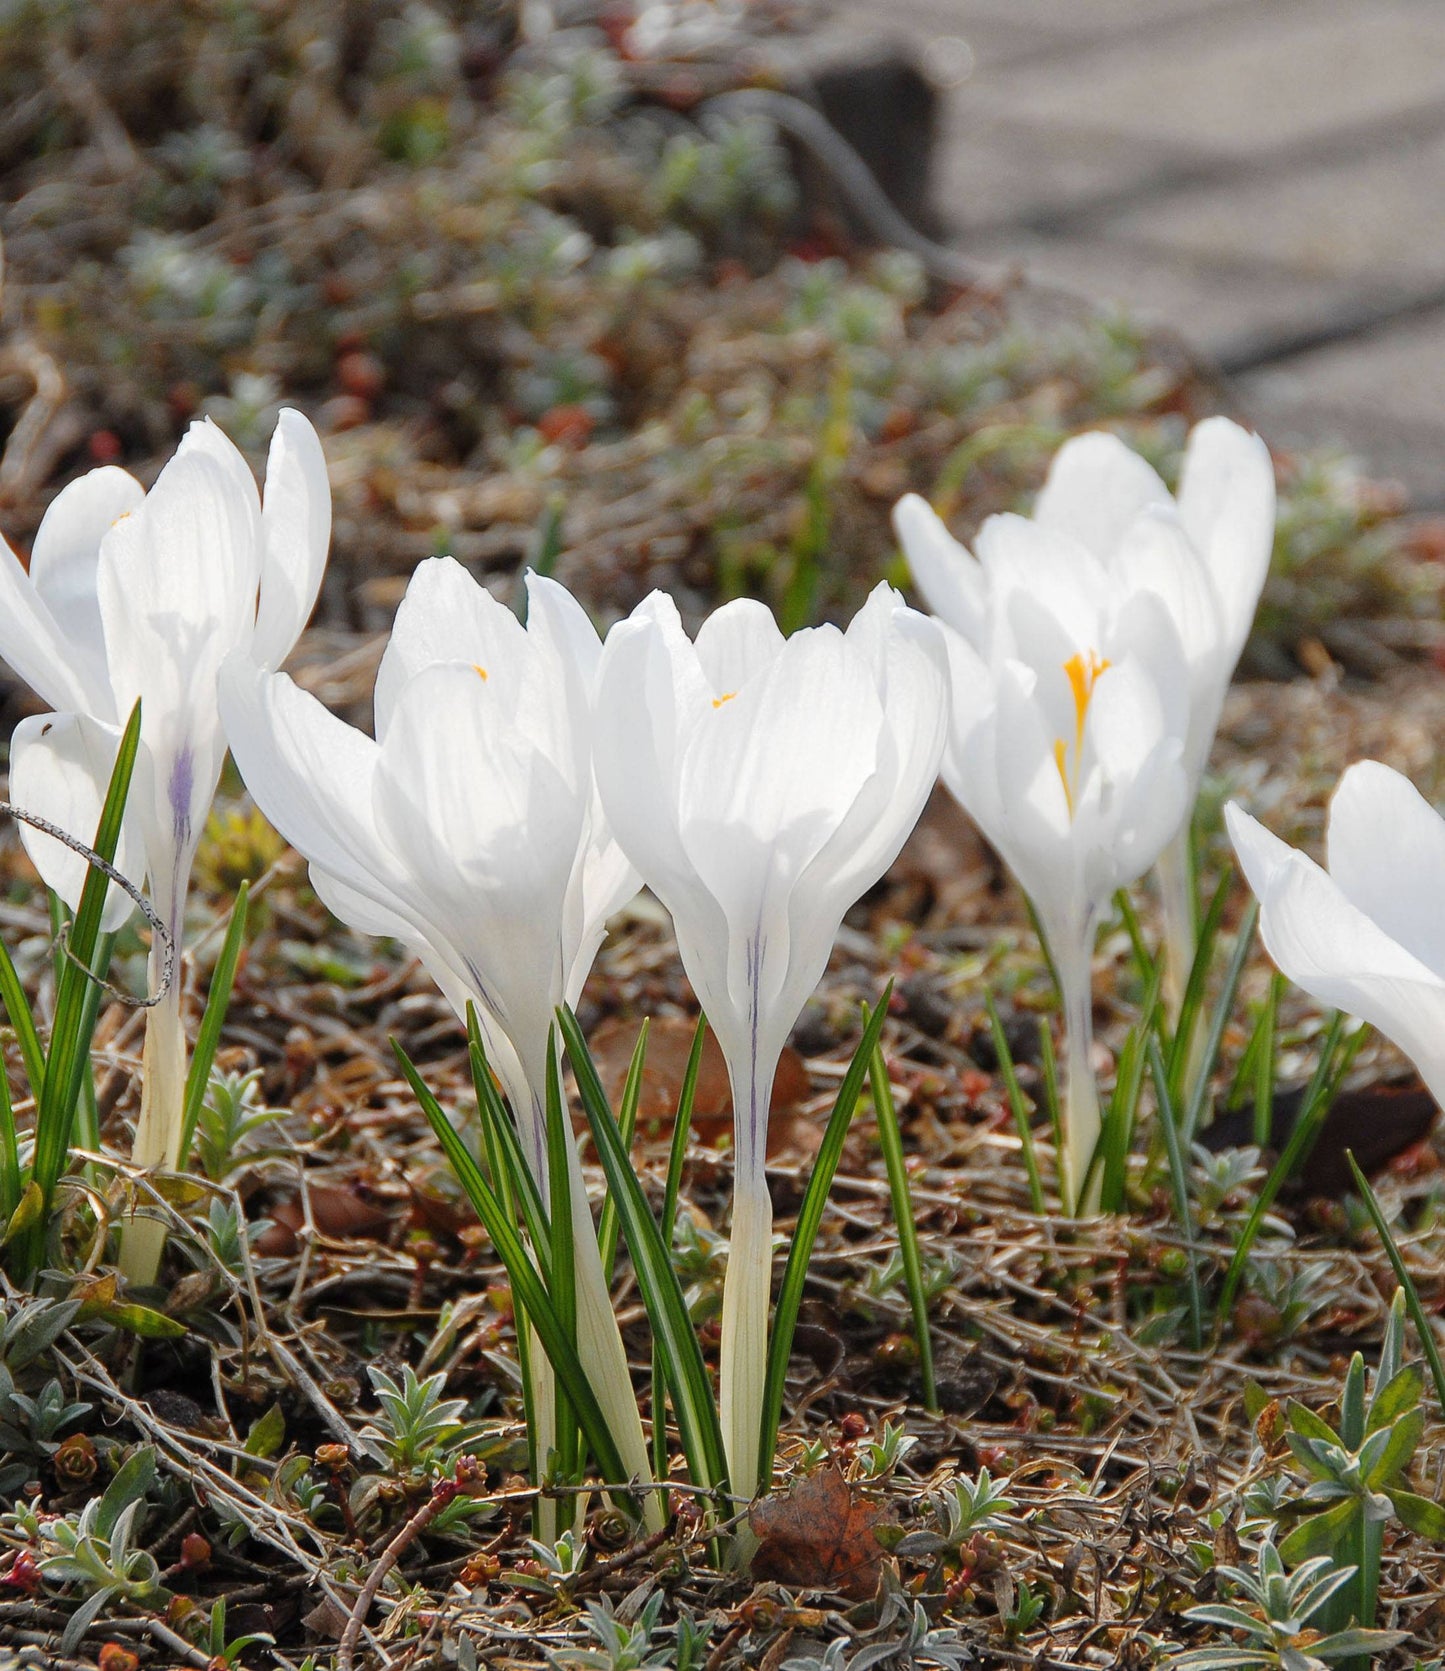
[588,1015,810,1155]
[749,1465,887,1599]
[1202,1079,1437,1196]
[251,1181,397,1256]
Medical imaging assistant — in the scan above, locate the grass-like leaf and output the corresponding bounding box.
[0,1061,17,1224]
[1251,975,1281,1145]
[1346,1152,1445,1415]
[1179,894,1257,1147]
[392,1036,633,1500]
[758,988,890,1486]
[558,1004,728,1506]
[33,703,141,1208]
[1037,1015,1064,1184]
[1146,1037,1203,1350]
[653,1015,705,1488]
[867,1024,937,1413]
[0,936,44,1115]
[467,1008,550,1261]
[1097,966,1160,1213]
[598,1019,647,1284]
[985,993,1045,1215]
[1218,1011,1367,1324]
[544,1032,581,1486]
[1166,869,1231,1107]
[177,881,250,1171]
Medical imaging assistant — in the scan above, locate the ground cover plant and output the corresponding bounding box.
[1,5,1445,1670]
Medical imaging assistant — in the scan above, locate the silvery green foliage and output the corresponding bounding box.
[1274,1292,1445,1574]
[36,1447,161,1654]
[362,1365,474,1477]
[781,1599,971,1671]
[1167,1538,1406,1671]
[0,1298,87,1492]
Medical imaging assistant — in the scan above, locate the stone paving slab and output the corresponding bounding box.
[1100,129,1445,289]
[957,227,1366,364]
[816,0,1445,495]
[1239,313,1445,502]
[933,123,1182,231]
[963,0,1445,159]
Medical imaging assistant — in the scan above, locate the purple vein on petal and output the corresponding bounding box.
[168,746,194,849]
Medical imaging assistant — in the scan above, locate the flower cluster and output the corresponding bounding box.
[0,412,329,1282]
[34,402,1445,1533]
[894,418,1275,1207]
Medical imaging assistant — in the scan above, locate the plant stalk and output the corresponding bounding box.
[719,1046,777,1508]
[1156,827,1195,1029]
[119,929,187,1287]
[1056,925,1101,1216]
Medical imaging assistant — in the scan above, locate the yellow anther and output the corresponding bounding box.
[111,511,132,527]
[1054,649,1110,819]
[1052,738,1073,817]
[712,691,737,708]
[473,664,489,682]
[1063,650,1110,742]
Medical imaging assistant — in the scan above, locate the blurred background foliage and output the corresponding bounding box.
[0,0,1439,680]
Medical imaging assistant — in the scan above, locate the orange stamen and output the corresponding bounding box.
[1054,650,1111,818]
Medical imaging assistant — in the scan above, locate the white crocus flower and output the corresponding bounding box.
[1228,763,1445,1108]
[909,513,1190,1212]
[219,557,653,1534]
[0,411,330,1282]
[896,416,1275,1012]
[592,582,948,1501]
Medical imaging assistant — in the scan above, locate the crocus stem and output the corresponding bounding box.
[530,1331,560,1546]
[520,1078,661,1539]
[719,1045,778,1509]
[1156,826,1196,1028]
[563,1139,665,1532]
[719,1175,771,1507]
[1056,926,1101,1217]
[119,932,187,1286]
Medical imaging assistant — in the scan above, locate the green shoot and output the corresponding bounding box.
[867,1024,937,1413]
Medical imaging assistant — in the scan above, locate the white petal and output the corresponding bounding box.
[1176,417,1275,659]
[1225,799,1297,903]
[1325,761,1445,982]
[1108,552,1210,785]
[1229,801,1445,1108]
[978,514,1107,651]
[30,467,144,673]
[524,571,604,689]
[1109,589,1191,756]
[1088,656,1165,782]
[0,537,108,717]
[992,659,1077,926]
[1033,429,1172,560]
[594,594,710,898]
[312,864,534,1123]
[374,661,584,1058]
[692,597,784,696]
[99,441,263,855]
[815,598,949,904]
[594,596,733,1035]
[9,713,146,931]
[253,409,331,670]
[372,557,528,740]
[1110,508,1222,672]
[774,606,948,1031]
[935,624,995,795]
[892,494,988,646]
[218,656,430,944]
